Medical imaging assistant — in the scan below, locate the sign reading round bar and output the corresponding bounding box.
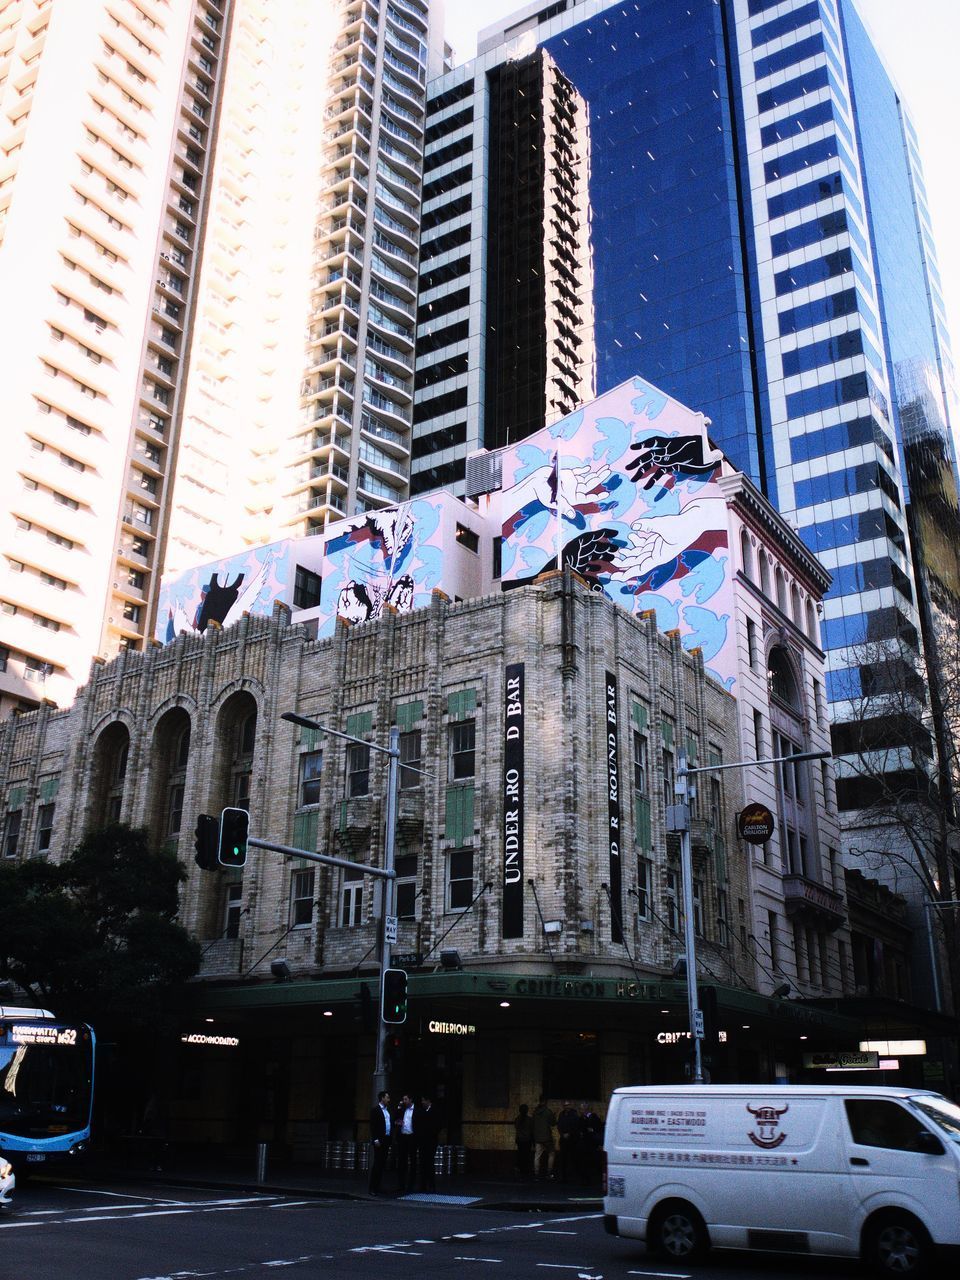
[737,802,775,844]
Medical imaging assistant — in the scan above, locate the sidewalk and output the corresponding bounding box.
[72,1147,604,1213]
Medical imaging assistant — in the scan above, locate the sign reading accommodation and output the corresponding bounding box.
[737,802,775,844]
[502,662,525,938]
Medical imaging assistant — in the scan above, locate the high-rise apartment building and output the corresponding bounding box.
[411,1,959,838]
[0,0,446,715]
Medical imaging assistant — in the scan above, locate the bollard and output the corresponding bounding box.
[255,1142,268,1184]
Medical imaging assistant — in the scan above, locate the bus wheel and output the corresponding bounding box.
[864,1213,931,1278]
[649,1200,708,1262]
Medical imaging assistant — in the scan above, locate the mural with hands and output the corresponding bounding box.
[498,374,738,691]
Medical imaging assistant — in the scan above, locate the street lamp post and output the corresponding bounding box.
[280,711,400,1103]
[673,747,832,1084]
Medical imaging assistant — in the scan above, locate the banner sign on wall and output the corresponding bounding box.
[606,671,624,943]
[503,662,525,939]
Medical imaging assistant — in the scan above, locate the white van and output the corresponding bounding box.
[603,1084,960,1276]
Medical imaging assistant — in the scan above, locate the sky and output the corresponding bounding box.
[441,0,960,397]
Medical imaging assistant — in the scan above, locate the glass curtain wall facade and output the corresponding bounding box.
[412,0,959,830]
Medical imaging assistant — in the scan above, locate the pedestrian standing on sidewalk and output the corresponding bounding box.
[513,1103,534,1179]
[414,1094,441,1192]
[556,1100,579,1183]
[395,1092,417,1193]
[532,1095,557,1180]
[368,1090,392,1195]
[576,1101,603,1183]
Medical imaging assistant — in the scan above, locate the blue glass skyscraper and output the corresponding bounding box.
[412,0,959,832]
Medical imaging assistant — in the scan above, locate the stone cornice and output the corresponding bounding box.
[717,472,831,595]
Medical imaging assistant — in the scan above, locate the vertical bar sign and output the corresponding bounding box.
[606,671,623,943]
[503,662,525,938]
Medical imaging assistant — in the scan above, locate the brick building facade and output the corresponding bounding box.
[1,573,859,1162]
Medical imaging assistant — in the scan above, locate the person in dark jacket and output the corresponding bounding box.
[394,1093,417,1193]
[414,1094,442,1192]
[368,1090,392,1194]
[513,1103,534,1179]
[576,1101,603,1183]
[556,1101,580,1183]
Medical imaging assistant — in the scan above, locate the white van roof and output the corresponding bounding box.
[610,1084,937,1100]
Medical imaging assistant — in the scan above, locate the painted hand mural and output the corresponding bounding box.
[499,375,737,690]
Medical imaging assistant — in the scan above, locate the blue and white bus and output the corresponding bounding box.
[0,1006,95,1175]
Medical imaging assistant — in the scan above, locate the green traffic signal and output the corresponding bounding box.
[218,807,249,868]
[381,968,408,1024]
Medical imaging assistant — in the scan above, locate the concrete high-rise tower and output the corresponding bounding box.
[0,0,446,715]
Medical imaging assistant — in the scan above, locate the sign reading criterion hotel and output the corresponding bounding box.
[503,663,525,938]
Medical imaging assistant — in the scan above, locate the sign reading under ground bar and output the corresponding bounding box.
[502,662,525,938]
[606,670,623,944]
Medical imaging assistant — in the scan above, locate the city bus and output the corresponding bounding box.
[0,1006,95,1178]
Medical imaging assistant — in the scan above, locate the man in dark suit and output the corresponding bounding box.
[414,1094,442,1192]
[368,1090,392,1194]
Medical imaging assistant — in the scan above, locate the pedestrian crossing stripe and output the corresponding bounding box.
[400,1193,481,1205]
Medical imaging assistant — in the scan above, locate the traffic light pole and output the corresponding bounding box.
[373,725,399,1101]
[673,747,831,1084]
[281,712,400,1107]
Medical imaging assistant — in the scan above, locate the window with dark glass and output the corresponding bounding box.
[341,865,364,926]
[299,749,323,806]
[3,809,21,859]
[845,1100,937,1152]
[167,783,184,836]
[447,847,474,909]
[36,803,55,852]
[347,742,370,797]
[224,882,243,939]
[399,730,421,789]
[449,720,475,780]
[395,853,418,918]
[293,565,322,609]
[290,869,315,927]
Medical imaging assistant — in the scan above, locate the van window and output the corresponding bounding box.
[845,1100,932,1152]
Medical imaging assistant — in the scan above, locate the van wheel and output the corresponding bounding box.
[649,1201,708,1262]
[864,1213,931,1277]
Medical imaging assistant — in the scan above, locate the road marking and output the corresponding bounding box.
[535,1266,590,1271]
[538,1229,578,1234]
[455,1257,504,1264]
[268,1200,320,1209]
[57,1186,192,1205]
[627,1272,692,1278]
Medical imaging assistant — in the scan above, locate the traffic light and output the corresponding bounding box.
[218,807,249,868]
[194,814,219,871]
[700,984,719,1049]
[381,968,408,1025]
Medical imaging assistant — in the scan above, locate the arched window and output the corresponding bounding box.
[768,646,800,710]
[806,599,818,643]
[759,550,772,597]
[775,568,787,614]
[149,708,192,843]
[791,584,802,626]
[89,721,131,828]
[740,528,754,581]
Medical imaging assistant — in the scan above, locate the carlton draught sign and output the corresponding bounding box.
[738,803,775,844]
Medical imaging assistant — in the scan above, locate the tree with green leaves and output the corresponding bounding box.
[0,823,201,1028]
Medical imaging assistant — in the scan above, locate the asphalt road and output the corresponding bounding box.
[1,1180,866,1280]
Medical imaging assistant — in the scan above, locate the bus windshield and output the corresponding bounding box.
[0,1022,94,1139]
